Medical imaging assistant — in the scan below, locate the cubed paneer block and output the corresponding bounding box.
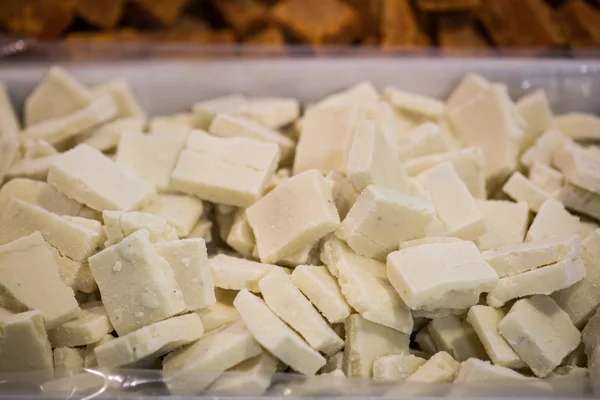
[96,313,204,368]
[446,73,490,111]
[321,237,413,334]
[83,117,146,152]
[93,78,146,119]
[520,129,568,169]
[399,236,463,250]
[207,352,279,396]
[428,315,487,362]
[47,302,112,347]
[0,178,81,216]
[313,82,378,109]
[88,230,186,335]
[372,354,426,380]
[397,123,452,161]
[336,185,435,260]
[415,327,438,354]
[233,289,325,376]
[247,170,340,263]
[225,209,255,258]
[48,144,156,212]
[343,314,410,378]
[236,97,300,129]
[326,171,360,219]
[526,199,582,242]
[558,182,600,222]
[140,194,204,237]
[516,89,555,150]
[195,289,240,332]
[475,199,529,251]
[455,358,531,382]
[499,296,581,378]
[103,211,178,246]
[407,351,460,383]
[0,233,79,328]
[53,347,84,373]
[171,130,279,208]
[553,141,600,194]
[556,112,600,141]
[529,162,564,195]
[503,172,552,212]
[209,254,284,293]
[387,241,498,311]
[192,94,247,129]
[382,87,445,120]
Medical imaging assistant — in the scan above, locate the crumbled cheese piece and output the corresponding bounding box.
[382,87,445,120]
[428,315,487,362]
[82,117,146,152]
[148,113,193,134]
[236,97,300,129]
[192,94,248,129]
[407,351,460,383]
[226,209,255,257]
[195,289,240,332]
[326,171,360,219]
[498,295,581,378]
[141,194,203,237]
[446,73,490,110]
[455,358,531,382]
[503,172,552,212]
[102,211,178,246]
[322,352,344,374]
[516,89,555,150]
[313,81,379,109]
[207,352,279,396]
[475,199,529,251]
[397,123,452,161]
[553,141,600,194]
[47,301,112,347]
[529,162,564,195]
[53,347,84,373]
[558,183,600,222]
[0,178,82,216]
[187,220,213,243]
[93,78,146,119]
[555,112,600,141]
[526,199,582,242]
[209,254,285,292]
[520,129,568,169]
[373,354,427,380]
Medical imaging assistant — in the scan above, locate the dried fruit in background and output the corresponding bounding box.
[214,0,268,36]
[556,0,600,48]
[437,13,488,49]
[76,0,126,29]
[0,0,77,39]
[381,0,429,48]
[128,0,190,26]
[346,0,382,39]
[416,0,480,12]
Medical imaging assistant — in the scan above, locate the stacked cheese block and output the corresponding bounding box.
[1,66,600,396]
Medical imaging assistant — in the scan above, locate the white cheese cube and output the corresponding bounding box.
[446,73,490,110]
[24,66,93,127]
[361,101,404,148]
[195,289,240,332]
[82,117,146,152]
[526,199,582,242]
[116,130,187,191]
[336,186,435,260]
[553,229,600,328]
[487,256,585,307]
[259,268,344,355]
[209,254,285,292]
[447,85,522,187]
[475,199,529,251]
[373,354,427,380]
[163,319,261,395]
[387,241,498,311]
[346,120,409,194]
[294,104,364,175]
[291,265,351,324]
[233,289,326,375]
[516,89,555,150]
[397,123,452,161]
[413,162,485,240]
[247,170,340,263]
[0,178,82,216]
[148,114,193,135]
[326,171,360,219]
[96,313,204,368]
[187,220,213,243]
[455,358,531,382]
[6,154,58,181]
[321,237,413,333]
[428,315,487,362]
[154,239,215,311]
[343,314,409,378]
[558,182,600,222]
[415,327,438,354]
[498,295,581,378]
[207,352,279,396]
[192,94,248,129]
[225,209,255,257]
[48,144,156,212]
[88,230,186,335]
[0,83,19,183]
[0,232,78,328]
[171,131,279,207]
[406,351,460,383]
[314,81,379,108]
[553,141,600,194]
[47,302,112,347]
[83,334,114,368]
[141,194,203,237]
[93,78,146,119]
[503,172,552,212]
[53,347,84,373]
[466,306,525,369]
[102,211,178,246]
[209,113,295,160]
[556,112,600,141]
[483,234,581,278]
[237,96,300,129]
[382,87,445,120]
[278,242,318,268]
[520,129,568,169]
[529,162,564,195]
[0,311,53,373]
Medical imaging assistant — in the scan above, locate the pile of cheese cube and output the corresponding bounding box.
[0,66,599,396]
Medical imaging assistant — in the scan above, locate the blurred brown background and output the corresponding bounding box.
[1,0,600,53]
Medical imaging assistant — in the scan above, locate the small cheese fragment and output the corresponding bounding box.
[487,257,585,307]
[237,97,300,129]
[498,295,581,378]
[347,119,409,194]
[53,347,84,372]
[446,73,490,110]
[22,138,57,159]
[529,162,564,195]
[225,209,255,257]
[343,314,410,378]
[233,289,325,376]
[555,112,600,141]
[195,289,240,332]
[187,220,213,243]
[526,199,582,242]
[96,313,204,368]
[148,114,193,135]
[0,178,82,216]
[0,233,79,328]
[209,113,295,160]
[141,194,203,237]
[558,182,600,222]
[553,229,600,328]
[475,200,529,251]
[467,306,525,369]
[407,351,460,383]
[0,311,54,372]
[209,254,284,292]
[520,129,568,169]
[336,185,435,260]
[382,87,445,120]
[207,352,279,396]
[397,123,452,161]
[47,302,112,347]
[5,154,58,181]
[516,89,555,150]
[21,96,117,145]
[360,101,404,148]
[192,94,248,129]
[314,82,379,109]
[291,265,351,324]
[415,327,438,354]
[48,144,156,212]
[399,236,462,249]
[93,78,146,119]
[259,268,344,356]
[373,354,427,380]
[553,141,600,194]
[0,83,19,183]
[278,242,318,268]
[82,117,146,152]
[413,162,485,240]
[428,315,487,362]
[171,130,279,207]
[503,172,552,212]
[83,334,114,368]
[455,358,531,382]
[154,239,215,311]
[321,237,413,334]
[102,211,178,246]
[387,241,498,311]
[483,234,581,278]
[294,104,364,175]
[116,130,187,191]
[24,66,93,127]
[322,351,344,374]
[247,170,340,263]
[88,230,186,335]
[326,171,360,219]
[163,319,261,395]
